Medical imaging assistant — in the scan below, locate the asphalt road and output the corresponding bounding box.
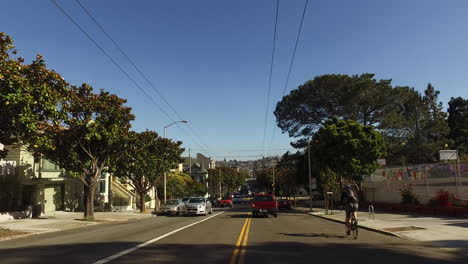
[0,205,466,264]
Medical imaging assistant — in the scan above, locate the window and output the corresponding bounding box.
[41,159,61,171]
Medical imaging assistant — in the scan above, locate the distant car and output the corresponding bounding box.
[233,194,243,204]
[220,196,233,207]
[277,199,292,209]
[184,197,212,216]
[158,199,185,215]
[252,194,278,217]
[208,197,221,208]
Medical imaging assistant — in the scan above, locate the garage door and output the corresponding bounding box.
[44,185,63,212]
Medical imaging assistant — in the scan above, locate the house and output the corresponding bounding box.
[0,144,83,216]
[183,157,208,183]
[0,144,137,218]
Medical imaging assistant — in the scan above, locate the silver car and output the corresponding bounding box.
[184,197,213,216]
[158,199,185,215]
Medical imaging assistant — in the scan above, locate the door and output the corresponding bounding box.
[44,185,63,212]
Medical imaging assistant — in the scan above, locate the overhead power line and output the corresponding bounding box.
[267,0,309,151]
[261,0,280,157]
[74,0,211,152]
[50,0,209,152]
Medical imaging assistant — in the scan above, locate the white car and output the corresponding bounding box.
[184,197,213,216]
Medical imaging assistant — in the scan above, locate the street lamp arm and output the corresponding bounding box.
[164,120,188,129]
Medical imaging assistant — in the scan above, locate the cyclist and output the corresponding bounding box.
[342,185,358,236]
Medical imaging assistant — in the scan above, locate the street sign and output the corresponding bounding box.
[440,150,458,161]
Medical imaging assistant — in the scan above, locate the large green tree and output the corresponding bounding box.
[310,117,387,197]
[38,84,134,220]
[274,74,411,147]
[0,32,68,158]
[114,130,183,212]
[383,84,449,164]
[447,97,468,153]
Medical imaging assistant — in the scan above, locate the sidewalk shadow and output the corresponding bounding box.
[445,222,468,228]
[279,232,346,239]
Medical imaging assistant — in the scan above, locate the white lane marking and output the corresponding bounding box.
[93,212,224,264]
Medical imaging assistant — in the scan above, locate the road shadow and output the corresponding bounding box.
[278,232,346,239]
[227,214,251,218]
[0,241,466,264]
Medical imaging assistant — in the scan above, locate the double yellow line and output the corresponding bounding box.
[230,212,252,264]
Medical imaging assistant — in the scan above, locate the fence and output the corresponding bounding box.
[362,162,468,204]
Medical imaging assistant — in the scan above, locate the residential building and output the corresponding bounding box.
[0,144,137,217]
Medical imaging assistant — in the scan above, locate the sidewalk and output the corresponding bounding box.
[0,210,155,241]
[295,206,468,256]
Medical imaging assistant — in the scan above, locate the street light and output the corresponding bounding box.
[163,120,188,203]
[164,120,188,138]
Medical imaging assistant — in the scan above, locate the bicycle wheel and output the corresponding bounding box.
[351,218,358,239]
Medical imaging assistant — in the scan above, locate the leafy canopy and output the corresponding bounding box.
[310,117,387,187]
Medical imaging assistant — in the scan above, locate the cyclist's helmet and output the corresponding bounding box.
[344,185,351,190]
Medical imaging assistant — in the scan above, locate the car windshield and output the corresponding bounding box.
[254,196,274,202]
[165,200,179,205]
[182,198,191,202]
[188,198,204,203]
[222,197,231,200]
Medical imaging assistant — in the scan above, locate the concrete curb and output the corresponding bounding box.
[292,207,402,238]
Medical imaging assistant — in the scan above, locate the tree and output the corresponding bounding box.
[37,84,134,220]
[114,130,183,213]
[447,97,468,153]
[185,179,208,197]
[275,152,302,197]
[310,117,387,198]
[255,168,273,192]
[165,172,190,199]
[383,84,449,164]
[0,32,68,158]
[274,74,410,147]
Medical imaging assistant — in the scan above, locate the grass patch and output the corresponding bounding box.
[0,227,27,238]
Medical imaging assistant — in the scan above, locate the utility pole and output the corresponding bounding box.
[189,148,192,176]
[272,163,276,196]
[308,138,313,212]
[219,169,222,198]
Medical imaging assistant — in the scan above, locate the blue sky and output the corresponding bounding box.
[2,0,468,160]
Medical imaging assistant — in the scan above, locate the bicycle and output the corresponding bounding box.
[349,215,358,239]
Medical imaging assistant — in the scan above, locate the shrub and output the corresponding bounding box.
[400,184,419,205]
[429,190,456,207]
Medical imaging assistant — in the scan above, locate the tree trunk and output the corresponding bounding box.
[139,192,146,213]
[84,184,95,220]
[154,186,160,212]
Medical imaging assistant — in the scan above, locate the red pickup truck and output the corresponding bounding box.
[252,194,278,217]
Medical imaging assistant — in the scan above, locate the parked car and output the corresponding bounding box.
[184,197,213,216]
[158,199,185,215]
[252,194,278,217]
[181,197,193,204]
[277,199,292,209]
[208,197,221,208]
[233,194,243,204]
[220,196,233,207]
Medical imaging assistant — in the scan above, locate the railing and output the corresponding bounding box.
[368,205,375,220]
